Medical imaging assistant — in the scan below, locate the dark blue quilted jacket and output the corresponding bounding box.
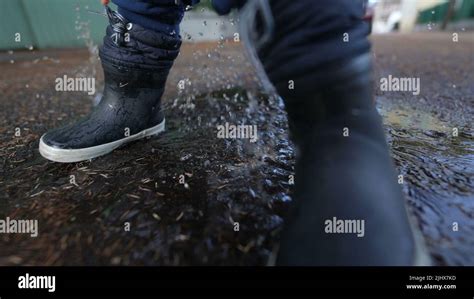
[112,0,201,33]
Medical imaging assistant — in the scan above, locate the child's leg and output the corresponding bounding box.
[39,2,187,162]
[245,0,430,265]
[112,0,196,34]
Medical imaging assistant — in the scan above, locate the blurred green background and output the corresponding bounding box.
[0,0,213,50]
[0,0,113,49]
[418,0,474,23]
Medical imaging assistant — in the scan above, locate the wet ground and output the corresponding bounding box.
[374,33,474,265]
[0,33,473,265]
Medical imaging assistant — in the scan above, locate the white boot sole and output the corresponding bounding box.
[39,119,165,163]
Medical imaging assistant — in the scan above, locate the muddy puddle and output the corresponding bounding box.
[378,99,474,265]
[1,35,473,265]
[0,83,294,265]
[3,85,472,266]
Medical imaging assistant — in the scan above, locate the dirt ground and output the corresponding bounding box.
[0,33,473,265]
[373,33,474,265]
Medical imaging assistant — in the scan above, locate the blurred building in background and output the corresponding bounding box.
[371,0,474,33]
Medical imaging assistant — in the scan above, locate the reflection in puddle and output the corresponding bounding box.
[379,103,474,265]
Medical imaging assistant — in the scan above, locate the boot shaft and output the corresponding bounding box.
[99,6,182,88]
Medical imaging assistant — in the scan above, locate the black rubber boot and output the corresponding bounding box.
[275,54,430,266]
[239,0,431,265]
[39,7,181,163]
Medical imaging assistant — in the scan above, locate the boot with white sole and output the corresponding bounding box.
[40,7,181,163]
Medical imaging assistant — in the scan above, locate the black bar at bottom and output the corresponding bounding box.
[0,267,472,298]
